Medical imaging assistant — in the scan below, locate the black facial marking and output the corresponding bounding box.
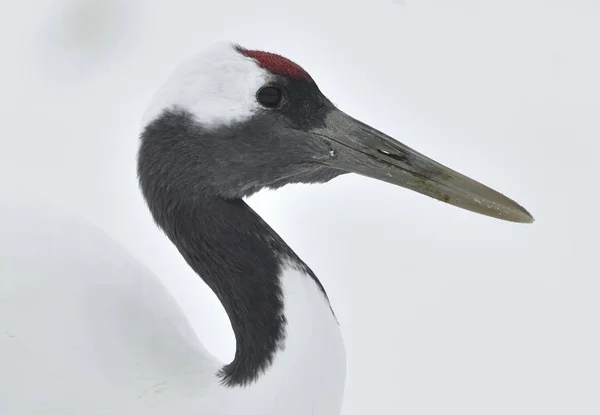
[139,71,343,201]
[274,76,331,130]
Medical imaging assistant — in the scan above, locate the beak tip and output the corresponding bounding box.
[509,205,535,224]
[519,213,535,224]
[522,211,535,224]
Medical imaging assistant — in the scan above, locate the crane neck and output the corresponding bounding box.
[147,197,346,413]
[138,116,346,413]
[164,197,333,381]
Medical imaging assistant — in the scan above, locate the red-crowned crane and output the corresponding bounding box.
[0,42,532,414]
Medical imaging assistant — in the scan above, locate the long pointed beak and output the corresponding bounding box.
[312,109,534,223]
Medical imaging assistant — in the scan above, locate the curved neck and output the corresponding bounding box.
[142,192,344,388]
[159,197,301,384]
[138,116,346,412]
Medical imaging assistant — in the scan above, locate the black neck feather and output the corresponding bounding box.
[138,118,327,386]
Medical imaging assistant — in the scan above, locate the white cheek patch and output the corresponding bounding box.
[142,42,270,130]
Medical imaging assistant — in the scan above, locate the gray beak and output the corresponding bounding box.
[312,109,534,223]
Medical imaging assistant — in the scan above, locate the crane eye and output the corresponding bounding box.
[256,86,282,108]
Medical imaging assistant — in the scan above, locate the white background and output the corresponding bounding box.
[1,0,599,413]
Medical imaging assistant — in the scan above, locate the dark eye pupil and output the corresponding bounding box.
[257,86,282,108]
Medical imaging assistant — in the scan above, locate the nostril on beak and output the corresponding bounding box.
[377,149,409,164]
